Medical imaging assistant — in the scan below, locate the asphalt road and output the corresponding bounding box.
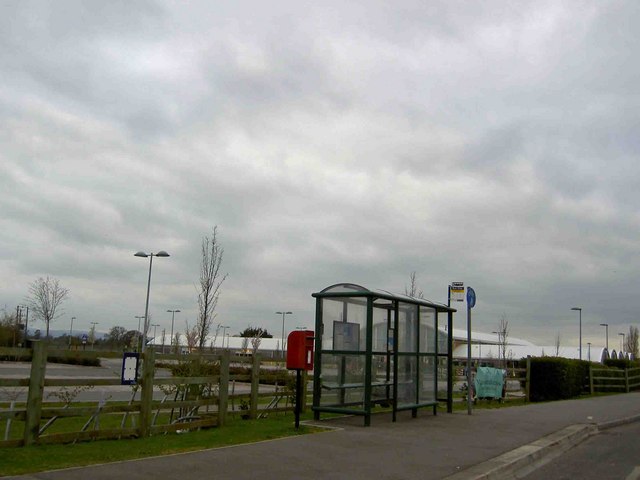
[523,421,640,480]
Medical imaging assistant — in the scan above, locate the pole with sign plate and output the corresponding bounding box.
[466,287,476,415]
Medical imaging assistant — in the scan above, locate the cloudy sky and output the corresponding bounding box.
[1,0,638,350]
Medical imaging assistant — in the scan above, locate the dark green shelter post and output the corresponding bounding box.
[311,283,456,426]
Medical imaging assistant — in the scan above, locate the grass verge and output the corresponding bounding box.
[0,412,320,477]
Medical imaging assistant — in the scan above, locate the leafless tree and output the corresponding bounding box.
[26,276,69,338]
[251,334,263,355]
[627,326,639,358]
[173,332,182,353]
[404,271,424,299]
[196,227,228,349]
[241,337,249,353]
[554,332,561,356]
[497,314,509,367]
[184,321,200,353]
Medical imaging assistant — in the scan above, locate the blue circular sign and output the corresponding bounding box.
[467,287,476,308]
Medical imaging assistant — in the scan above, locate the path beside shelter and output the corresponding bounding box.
[6,393,640,480]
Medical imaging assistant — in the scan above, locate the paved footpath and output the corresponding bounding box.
[7,393,640,480]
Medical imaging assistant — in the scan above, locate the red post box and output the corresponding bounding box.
[286,330,314,371]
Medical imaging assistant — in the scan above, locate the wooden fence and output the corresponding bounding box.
[0,341,298,448]
[589,366,640,394]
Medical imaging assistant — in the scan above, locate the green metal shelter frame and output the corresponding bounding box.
[312,283,456,426]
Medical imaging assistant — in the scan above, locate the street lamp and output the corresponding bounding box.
[134,250,170,353]
[600,323,609,351]
[69,316,76,349]
[587,342,592,362]
[167,309,180,353]
[90,322,99,349]
[20,305,29,343]
[221,325,230,348]
[135,315,145,352]
[571,307,582,360]
[619,332,625,352]
[152,323,160,348]
[276,311,293,360]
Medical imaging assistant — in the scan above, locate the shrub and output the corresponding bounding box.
[604,358,639,369]
[523,357,590,402]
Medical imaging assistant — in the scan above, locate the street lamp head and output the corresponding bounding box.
[155,251,170,257]
[600,323,608,327]
[134,251,148,258]
[571,307,581,311]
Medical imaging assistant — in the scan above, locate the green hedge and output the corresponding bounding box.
[604,358,640,370]
[522,357,590,402]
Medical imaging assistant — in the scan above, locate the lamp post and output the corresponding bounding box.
[135,315,145,351]
[619,332,625,352]
[276,311,293,360]
[151,323,160,350]
[571,307,582,360]
[587,342,592,362]
[600,323,609,351]
[221,325,230,348]
[20,305,29,343]
[69,316,76,349]
[167,309,180,353]
[134,250,170,353]
[90,322,98,350]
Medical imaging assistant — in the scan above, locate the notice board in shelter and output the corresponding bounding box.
[333,321,360,351]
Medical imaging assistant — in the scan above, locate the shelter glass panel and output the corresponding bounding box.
[398,302,418,353]
[371,354,393,404]
[321,298,367,352]
[419,306,436,353]
[397,355,417,407]
[372,303,394,353]
[318,353,366,409]
[436,357,449,399]
[419,356,436,404]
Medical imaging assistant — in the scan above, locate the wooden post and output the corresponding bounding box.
[250,354,260,419]
[24,340,47,445]
[218,350,230,427]
[139,349,155,438]
[625,368,630,393]
[525,356,531,403]
[589,365,594,395]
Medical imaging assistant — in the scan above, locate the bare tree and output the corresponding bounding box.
[196,227,228,348]
[26,276,69,338]
[404,271,424,299]
[497,314,509,367]
[251,334,263,355]
[554,331,561,357]
[627,326,639,358]
[173,332,182,353]
[241,337,249,353]
[184,321,200,353]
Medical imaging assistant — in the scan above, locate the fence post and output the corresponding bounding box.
[139,349,155,438]
[24,340,47,446]
[218,350,230,426]
[589,365,594,395]
[250,354,260,419]
[625,368,629,393]
[525,356,531,403]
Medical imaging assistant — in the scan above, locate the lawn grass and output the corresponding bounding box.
[0,411,320,477]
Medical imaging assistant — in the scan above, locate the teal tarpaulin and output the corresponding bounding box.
[474,367,505,399]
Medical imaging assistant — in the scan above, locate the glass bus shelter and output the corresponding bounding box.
[312,283,456,426]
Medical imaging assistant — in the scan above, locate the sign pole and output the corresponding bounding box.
[466,287,476,416]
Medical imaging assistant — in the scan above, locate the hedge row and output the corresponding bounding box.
[521,357,590,402]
